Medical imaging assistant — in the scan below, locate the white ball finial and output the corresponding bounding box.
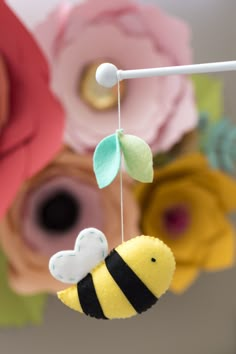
[96,63,118,88]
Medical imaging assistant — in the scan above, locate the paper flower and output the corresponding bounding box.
[153,130,199,169]
[34,0,197,154]
[0,147,139,294]
[199,115,236,176]
[135,153,236,293]
[0,2,64,218]
[0,55,9,131]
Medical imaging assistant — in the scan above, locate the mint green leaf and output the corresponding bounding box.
[118,132,153,183]
[0,248,47,327]
[93,133,121,188]
[191,75,223,121]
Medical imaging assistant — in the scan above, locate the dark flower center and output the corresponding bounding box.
[163,205,190,237]
[37,190,80,234]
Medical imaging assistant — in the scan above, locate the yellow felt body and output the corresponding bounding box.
[92,261,136,319]
[57,235,175,319]
[116,236,175,298]
[58,262,136,319]
[58,285,83,313]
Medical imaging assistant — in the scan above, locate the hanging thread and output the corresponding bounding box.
[117,73,124,244]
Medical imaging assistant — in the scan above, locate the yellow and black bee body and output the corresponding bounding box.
[58,236,175,320]
[77,249,158,319]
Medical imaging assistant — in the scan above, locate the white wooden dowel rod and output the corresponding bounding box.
[119,61,236,79]
[96,61,236,88]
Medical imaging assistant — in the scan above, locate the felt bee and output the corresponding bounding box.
[49,228,175,320]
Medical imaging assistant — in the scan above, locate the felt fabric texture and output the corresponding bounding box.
[93,130,153,188]
[105,250,157,314]
[49,228,108,284]
[93,133,121,189]
[0,2,64,218]
[0,55,9,130]
[0,147,139,294]
[0,248,46,327]
[118,131,154,183]
[34,0,197,154]
[77,273,107,319]
[57,235,175,319]
[192,75,223,121]
[135,153,236,294]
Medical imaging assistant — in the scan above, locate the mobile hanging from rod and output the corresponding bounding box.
[96,61,236,88]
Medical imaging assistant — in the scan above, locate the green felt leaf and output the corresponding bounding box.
[0,249,46,327]
[191,75,223,121]
[93,133,121,188]
[118,131,153,183]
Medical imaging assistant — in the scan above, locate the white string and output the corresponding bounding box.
[117,76,121,131]
[117,74,124,244]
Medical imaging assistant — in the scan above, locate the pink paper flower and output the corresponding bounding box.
[0,147,139,294]
[0,1,64,218]
[34,0,197,154]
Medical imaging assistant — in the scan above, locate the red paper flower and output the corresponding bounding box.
[0,1,64,218]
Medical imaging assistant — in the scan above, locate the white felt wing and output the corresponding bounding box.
[49,228,108,284]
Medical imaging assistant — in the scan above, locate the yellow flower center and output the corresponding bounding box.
[79,60,126,111]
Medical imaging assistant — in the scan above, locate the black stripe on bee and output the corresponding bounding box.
[77,273,107,319]
[105,250,158,314]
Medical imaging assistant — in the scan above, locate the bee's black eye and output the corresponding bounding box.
[151,258,156,262]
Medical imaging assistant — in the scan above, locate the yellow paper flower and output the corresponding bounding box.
[135,153,236,293]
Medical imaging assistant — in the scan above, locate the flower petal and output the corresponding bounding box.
[0,2,64,218]
[140,179,222,262]
[154,153,208,185]
[64,0,137,39]
[0,55,9,130]
[153,81,197,152]
[0,146,26,218]
[170,265,199,294]
[203,222,235,271]
[206,171,236,212]
[34,3,72,63]
[138,4,192,64]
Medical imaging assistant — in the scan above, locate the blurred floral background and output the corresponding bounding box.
[0,0,236,330]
